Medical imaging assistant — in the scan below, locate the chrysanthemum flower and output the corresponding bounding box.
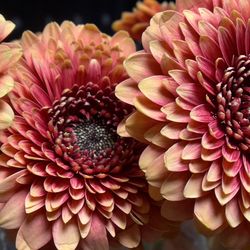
[0,22,177,250]
[112,0,175,41]
[0,14,22,129]
[116,0,250,247]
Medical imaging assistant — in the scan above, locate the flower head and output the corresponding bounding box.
[112,0,175,41]
[116,0,250,247]
[0,14,22,129]
[0,22,177,250]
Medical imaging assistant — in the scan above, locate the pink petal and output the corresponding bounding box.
[80,215,109,250]
[222,146,241,163]
[223,158,242,177]
[208,120,224,139]
[202,132,225,150]
[0,189,27,229]
[161,102,190,123]
[176,83,204,106]
[218,27,235,65]
[190,104,213,123]
[182,142,201,160]
[201,147,222,161]
[16,212,51,249]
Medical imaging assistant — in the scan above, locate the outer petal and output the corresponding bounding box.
[52,218,80,250]
[16,212,52,250]
[0,100,14,129]
[80,215,109,250]
[0,189,27,229]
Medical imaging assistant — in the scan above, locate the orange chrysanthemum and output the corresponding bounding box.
[0,14,22,129]
[116,0,250,248]
[0,22,177,250]
[112,0,175,41]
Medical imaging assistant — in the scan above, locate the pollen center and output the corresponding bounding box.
[73,119,116,153]
[216,55,250,152]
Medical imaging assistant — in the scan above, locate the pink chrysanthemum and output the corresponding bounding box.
[0,14,22,129]
[116,0,250,247]
[0,22,177,250]
[112,0,175,41]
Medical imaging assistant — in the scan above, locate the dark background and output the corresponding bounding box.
[0,0,166,41]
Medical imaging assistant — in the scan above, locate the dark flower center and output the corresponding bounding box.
[216,55,250,152]
[73,119,116,153]
[47,82,139,176]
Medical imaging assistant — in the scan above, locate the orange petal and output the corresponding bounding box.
[194,195,225,231]
[117,224,140,248]
[161,172,190,201]
[124,52,161,82]
[52,218,80,250]
[0,75,14,98]
[115,78,141,105]
[184,174,205,198]
[0,100,14,129]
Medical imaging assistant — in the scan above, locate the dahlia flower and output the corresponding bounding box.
[116,0,250,247]
[0,14,22,129]
[112,0,175,41]
[0,22,177,250]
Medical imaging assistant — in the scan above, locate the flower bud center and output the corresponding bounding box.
[216,55,250,152]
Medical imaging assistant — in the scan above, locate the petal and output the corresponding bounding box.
[161,172,190,201]
[194,195,225,231]
[125,111,157,143]
[52,218,80,250]
[184,174,205,198]
[190,104,213,123]
[139,145,163,172]
[124,52,161,83]
[0,100,14,129]
[0,189,27,229]
[117,224,141,248]
[80,215,109,250]
[164,142,189,172]
[0,75,14,98]
[134,95,166,121]
[138,75,173,106]
[161,102,190,123]
[182,142,202,160]
[225,198,243,228]
[16,212,51,250]
[115,78,141,105]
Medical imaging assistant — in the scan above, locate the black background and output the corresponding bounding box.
[0,0,166,40]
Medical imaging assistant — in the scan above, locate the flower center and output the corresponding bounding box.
[216,55,250,152]
[73,119,116,153]
[47,83,138,176]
